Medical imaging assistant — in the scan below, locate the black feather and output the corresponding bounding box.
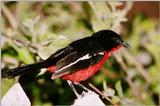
[2,62,45,79]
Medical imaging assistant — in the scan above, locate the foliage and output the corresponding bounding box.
[1,1,159,105]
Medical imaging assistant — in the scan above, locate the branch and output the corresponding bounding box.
[113,52,140,98]
[2,32,38,51]
[123,50,152,83]
[2,3,18,30]
[89,83,119,106]
[2,3,31,36]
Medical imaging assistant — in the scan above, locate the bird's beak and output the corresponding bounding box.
[122,42,130,48]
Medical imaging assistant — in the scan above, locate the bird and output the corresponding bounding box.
[2,30,130,83]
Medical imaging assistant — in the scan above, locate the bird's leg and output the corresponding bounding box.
[74,82,90,92]
[67,80,80,97]
[67,81,91,97]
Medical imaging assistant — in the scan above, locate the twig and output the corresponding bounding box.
[2,32,38,51]
[113,52,140,98]
[2,3,18,30]
[125,76,140,99]
[89,83,119,106]
[123,50,151,83]
[113,53,127,73]
[2,3,31,36]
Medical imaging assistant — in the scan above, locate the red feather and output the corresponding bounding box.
[48,66,57,73]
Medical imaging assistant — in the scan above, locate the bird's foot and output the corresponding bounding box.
[67,80,90,98]
[74,82,90,92]
[67,80,80,97]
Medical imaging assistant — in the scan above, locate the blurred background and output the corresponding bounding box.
[1,1,159,105]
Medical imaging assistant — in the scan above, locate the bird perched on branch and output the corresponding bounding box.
[2,30,130,83]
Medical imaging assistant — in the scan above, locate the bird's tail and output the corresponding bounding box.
[2,61,47,79]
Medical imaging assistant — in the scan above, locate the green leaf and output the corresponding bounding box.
[115,81,124,98]
[16,47,35,64]
[111,96,120,104]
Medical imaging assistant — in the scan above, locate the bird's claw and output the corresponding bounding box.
[67,80,90,98]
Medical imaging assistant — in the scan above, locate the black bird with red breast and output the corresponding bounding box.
[2,30,130,83]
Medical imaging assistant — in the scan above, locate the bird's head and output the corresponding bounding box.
[92,30,130,51]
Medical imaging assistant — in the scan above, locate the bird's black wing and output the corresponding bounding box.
[51,50,105,79]
[44,36,92,67]
[43,46,74,67]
